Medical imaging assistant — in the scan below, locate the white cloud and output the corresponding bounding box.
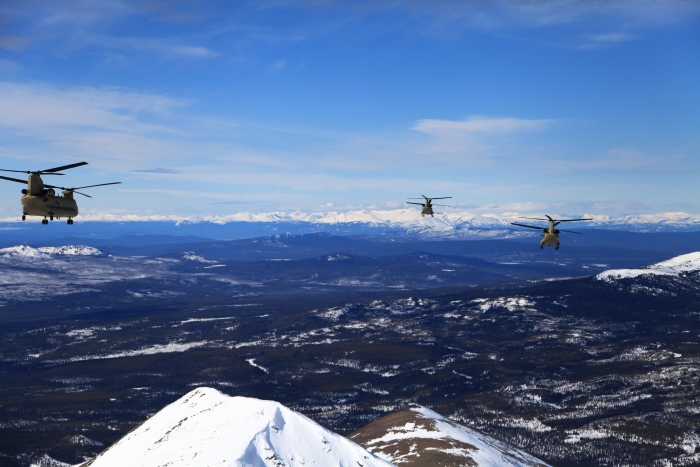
[169,45,218,58]
[0,82,196,166]
[412,116,552,135]
[411,116,553,154]
[85,35,218,60]
[578,32,636,49]
[399,0,700,29]
[271,58,288,71]
[548,148,671,171]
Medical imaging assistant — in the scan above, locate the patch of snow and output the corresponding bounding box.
[246,358,269,373]
[472,297,535,312]
[564,429,609,444]
[500,418,553,433]
[68,435,103,447]
[327,253,351,261]
[30,454,71,467]
[55,341,210,363]
[181,252,218,264]
[177,317,235,325]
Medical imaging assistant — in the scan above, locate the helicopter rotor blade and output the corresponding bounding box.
[545,214,554,221]
[430,197,452,200]
[0,175,28,184]
[511,223,546,230]
[0,169,29,174]
[555,218,593,222]
[406,202,425,205]
[0,169,64,175]
[40,162,88,173]
[68,182,121,190]
[73,191,93,198]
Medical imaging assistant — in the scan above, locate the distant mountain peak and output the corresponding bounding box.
[349,405,550,467]
[78,387,394,467]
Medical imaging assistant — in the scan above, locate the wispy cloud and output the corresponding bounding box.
[411,116,554,154]
[578,32,636,49]
[0,82,197,168]
[270,58,287,72]
[131,168,182,174]
[413,116,552,135]
[549,149,672,171]
[393,0,700,29]
[87,35,218,59]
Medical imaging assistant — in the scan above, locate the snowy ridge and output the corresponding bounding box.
[37,246,104,256]
[596,252,700,282]
[0,245,104,257]
[350,405,549,466]
[78,387,395,467]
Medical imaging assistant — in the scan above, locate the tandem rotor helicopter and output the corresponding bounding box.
[511,215,592,250]
[407,195,452,217]
[0,162,120,225]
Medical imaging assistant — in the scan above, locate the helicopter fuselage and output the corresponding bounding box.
[540,219,560,249]
[421,205,434,217]
[541,230,560,248]
[21,193,78,219]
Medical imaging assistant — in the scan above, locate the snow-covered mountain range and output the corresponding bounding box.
[6,209,700,234]
[349,405,550,467]
[596,252,700,282]
[200,209,700,232]
[76,388,549,467]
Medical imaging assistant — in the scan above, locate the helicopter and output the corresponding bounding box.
[511,215,592,250]
[0,162,120,225]
[406,195,452,217]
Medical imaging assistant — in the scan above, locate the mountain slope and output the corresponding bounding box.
[596,251,700,281]
[78,387,395,467]
[349,406,550,467]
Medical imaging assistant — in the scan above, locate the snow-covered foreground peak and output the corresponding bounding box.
[0,245,104,258]
[78,387,395,467]
[349,405,549,466]
[596,252,700,282]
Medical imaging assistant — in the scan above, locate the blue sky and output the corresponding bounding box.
[0,0,699,219]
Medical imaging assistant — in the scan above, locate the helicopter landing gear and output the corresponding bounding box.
[42,218,48,225]
[67,219,73,225]
[540,244,544,249]
[49,214,54,221]
[555,246,560,251]
[22,214,26,221]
